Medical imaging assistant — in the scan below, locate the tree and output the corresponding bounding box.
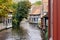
[0,0,13,17]
[0,0,14,23]
[33,1,42,6]
[0,0,17,23]
[12,1,31,28]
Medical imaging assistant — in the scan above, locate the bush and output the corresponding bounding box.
[45,28,48,40]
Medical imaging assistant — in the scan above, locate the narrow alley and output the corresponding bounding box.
[0,20,42,40]
[0,0,48,40]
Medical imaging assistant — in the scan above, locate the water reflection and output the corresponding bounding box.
[12,27,30,40]
[0,21,42,40]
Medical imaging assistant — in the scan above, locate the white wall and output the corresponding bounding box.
[29,15,40,23]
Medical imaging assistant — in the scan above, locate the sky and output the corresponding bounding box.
[29,0,41,3]
[13,0,42,3]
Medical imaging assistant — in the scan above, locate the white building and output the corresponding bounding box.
[0,10,12,30]
[28,5,42,24]
[5,12,12,28]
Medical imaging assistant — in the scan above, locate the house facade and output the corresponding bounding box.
[29,14,40,23]
[0,10,12,30]
[28,5,42,24]
[4,12,12,28]
[40,0,48,40]
[40,0,48,30]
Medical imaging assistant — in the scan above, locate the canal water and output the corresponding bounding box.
[0,21,42,40]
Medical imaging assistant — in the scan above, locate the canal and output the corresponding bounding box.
[0,20,42,40]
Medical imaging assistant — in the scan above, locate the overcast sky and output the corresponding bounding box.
[29,0,41,3]
[13,0,42,3]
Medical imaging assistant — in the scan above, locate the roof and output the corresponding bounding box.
[29,5,42,15]
[43,0,48,3]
